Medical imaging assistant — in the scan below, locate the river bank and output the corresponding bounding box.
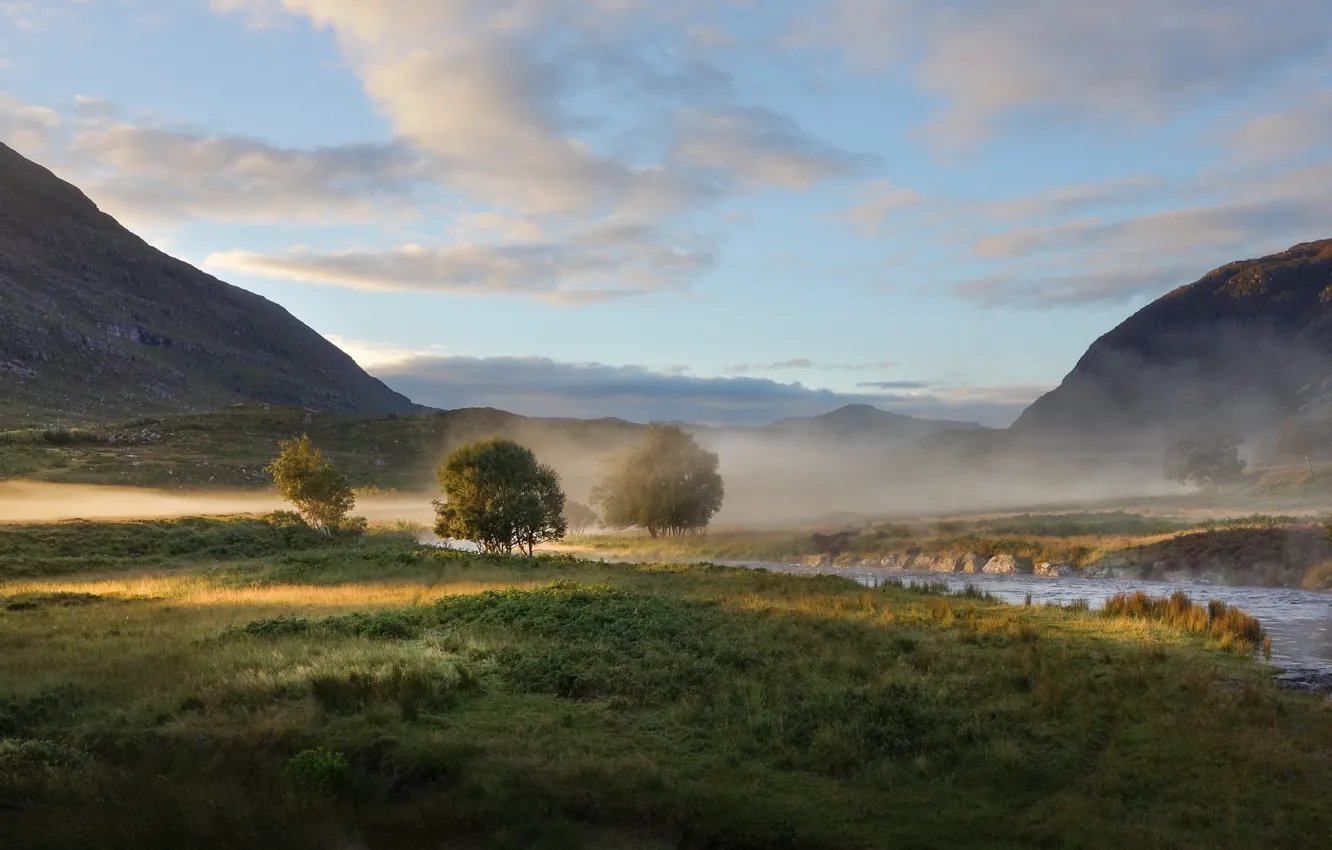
[564,513,1332,591]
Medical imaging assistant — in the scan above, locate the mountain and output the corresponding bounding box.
[0,143,417,427]
[762,404,984,441]
[1013,239,1332,444]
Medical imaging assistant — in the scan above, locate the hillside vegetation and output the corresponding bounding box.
[2,516,1330,848]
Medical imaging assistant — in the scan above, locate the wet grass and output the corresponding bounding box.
[1,516,1330,848]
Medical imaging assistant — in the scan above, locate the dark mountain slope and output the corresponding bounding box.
[0,143,417,426]
[1014,239,1332,443]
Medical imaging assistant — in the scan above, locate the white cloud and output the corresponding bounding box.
[1229,92,1332,161]
[206,224,716,302]
[724,359,899,374]
[835,180,922,233]
[671,106,875,190]
[212,0,864,219]
[0,92,59,157]
[66,123,429,224]
[321,334,448,369]
[795,0,1332,144]
[950,161,1332,306]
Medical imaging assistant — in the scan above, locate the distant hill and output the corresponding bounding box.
[761,404,983,441]
[1014,239,1332,445]
[0,144,418,427]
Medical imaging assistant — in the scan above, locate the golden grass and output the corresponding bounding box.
[0,575,547,609]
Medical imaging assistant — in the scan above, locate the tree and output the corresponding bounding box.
[266,434,356,534]
[593,424,724,538]
[564,501,598,535]
[433,438,567,556]
[1163,435,1247,488]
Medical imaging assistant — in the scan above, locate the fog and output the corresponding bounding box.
[695,432,1184,526]
[0,481,438,525]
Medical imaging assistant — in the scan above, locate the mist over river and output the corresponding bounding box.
[725,561,1332,676]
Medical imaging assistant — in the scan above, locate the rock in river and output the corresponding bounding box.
[1035,562,1077,577]
[982,554,1035,575]
[960,553,988,574]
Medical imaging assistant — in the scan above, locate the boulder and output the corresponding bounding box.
[981,554,1034,575]
[803,554,831,567]
[959,553,988,574]
[880,554,906,569]
[900,547,922,571]
[1034,562,1077,578]
[926,554,961,573]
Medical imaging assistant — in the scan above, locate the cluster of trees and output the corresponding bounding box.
[1163,434,1247,488]
[267,424,725,555]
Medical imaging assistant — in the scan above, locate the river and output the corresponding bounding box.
[723,560,1332,678]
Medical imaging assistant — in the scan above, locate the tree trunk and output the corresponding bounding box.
[648,526,658,539]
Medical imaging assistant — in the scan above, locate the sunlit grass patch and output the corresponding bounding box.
[1102,590,1270,656]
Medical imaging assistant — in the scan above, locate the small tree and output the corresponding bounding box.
[266,434,355,534]
[564,501,598,535]
[593,424,724,538]
[434,438,567,556]
[1163,435,1247,488]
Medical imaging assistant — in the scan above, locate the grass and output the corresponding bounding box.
[1,515,1330,848]
[1102,591,1271,657]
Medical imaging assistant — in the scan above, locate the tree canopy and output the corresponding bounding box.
[593,424,723,538]
[434,438,567,556]
[265,434,356,534]
[564,501,598,535]
[1163,435,1247,488]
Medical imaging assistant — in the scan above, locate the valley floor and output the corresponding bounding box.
[2,516,1331,848]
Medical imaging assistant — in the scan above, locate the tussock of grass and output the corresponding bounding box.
[1102,590,1270,656]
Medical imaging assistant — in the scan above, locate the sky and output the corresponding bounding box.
[2,0,1331,427]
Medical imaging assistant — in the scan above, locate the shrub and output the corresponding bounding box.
[283,747,352,797]
[266,435,356,534]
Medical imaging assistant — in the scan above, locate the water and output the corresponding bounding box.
[724,561,1332,675]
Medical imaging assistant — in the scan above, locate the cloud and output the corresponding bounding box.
[212,1,863,216]
[724,359,898,374]
[66,123,429,224]
[951,262,1207,309]
[0,92,59,157]
[857,380,931,389]
[834,180,922,233]
[973,176,1168,221]
[1229,92,1332,161]
[795,0,1332,144]
[357,353,1032,426]
[321,334,449,369]
[206,224,717,302]
[946,159,1332,306]
[671,106,876,190]
[192,1,871,302]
